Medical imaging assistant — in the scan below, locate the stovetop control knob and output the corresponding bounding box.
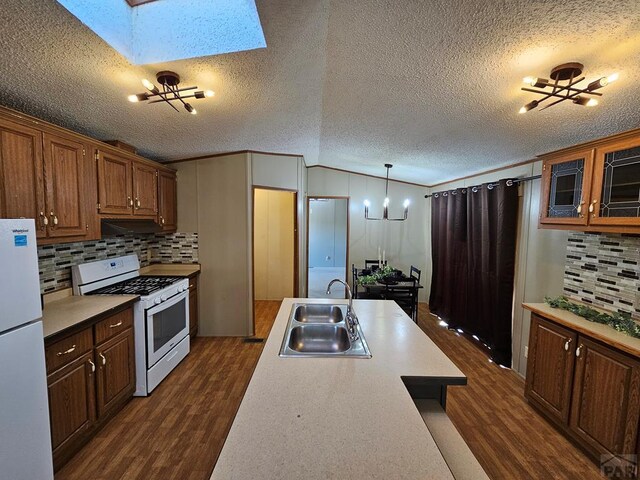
[161,295,168,302]
[154,297,162,305]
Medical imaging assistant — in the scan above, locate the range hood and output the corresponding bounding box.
[101,219,162,236]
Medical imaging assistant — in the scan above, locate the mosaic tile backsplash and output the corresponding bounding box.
[38,233,198,293]
[564,232,640,320]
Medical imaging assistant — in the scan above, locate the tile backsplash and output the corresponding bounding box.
[564,232,640,320]
[38,233,198,293]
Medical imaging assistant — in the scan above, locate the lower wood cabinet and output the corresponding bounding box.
[526,314,640,469]
[45,305,135,471]
[189,274,199,337]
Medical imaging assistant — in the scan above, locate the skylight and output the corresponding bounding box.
[57,0,266,64]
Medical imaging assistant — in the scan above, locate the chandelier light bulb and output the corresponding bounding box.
[142,78,155,90]
[519,106,527,114]
[523,76,536,86]
[205,90,215,97]
[127,94,139,103]
[586,98,598,107]
[607,73,619,83]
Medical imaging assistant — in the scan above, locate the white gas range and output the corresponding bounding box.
[72,255,190,396]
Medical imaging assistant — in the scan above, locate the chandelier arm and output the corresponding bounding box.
[145,86,198,99]
[521,87,602,97]
[539,87,588,110]
[160,85,180,112]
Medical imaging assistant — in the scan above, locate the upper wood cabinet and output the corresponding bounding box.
[539,129,640,232]
[158,170,177,231]
[132,161,158,216]
[97,148,163,219]
[0,118,46,237]
[0,118,96,242]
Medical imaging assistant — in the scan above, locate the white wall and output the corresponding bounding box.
[254,189,296,300]
[307,167,430,300]
[426,161,569,376]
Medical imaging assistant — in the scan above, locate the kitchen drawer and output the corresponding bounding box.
[45,328,93,374]
[94,308,133,345]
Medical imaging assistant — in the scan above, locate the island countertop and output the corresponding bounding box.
[211,298,466,479]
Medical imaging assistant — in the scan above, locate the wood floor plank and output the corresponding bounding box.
[56,300,604,480]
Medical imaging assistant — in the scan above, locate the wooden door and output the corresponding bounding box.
[158,170,177,231]
[539,149,594,227]
[0,119,46,237]
[47,352,96,462]
[95,329,135,417]
[525,314,578,424]
[43,133,86,238]
[189,276,198,337]
[97,150,132,215]
[132,161,158,216]
[589,135,640,228]
[570,337,640,457]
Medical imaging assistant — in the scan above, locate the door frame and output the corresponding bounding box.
[305,196,350,299]
[251,186,299,324]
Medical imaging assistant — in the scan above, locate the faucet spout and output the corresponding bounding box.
[326,278,359,340]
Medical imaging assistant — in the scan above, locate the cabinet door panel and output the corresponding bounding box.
[590,136,640,227]
[47,352,96,454]
[96,328,135,417]
[570,337,640,456]
[525,314,577,423]
[43,133,86,237]
[539,149,593,226]
[158,170,177,231]
[0,119,46,237]
[133,162,158,216]
[97,150,132,215]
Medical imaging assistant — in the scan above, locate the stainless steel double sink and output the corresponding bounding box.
[279,303,372,358]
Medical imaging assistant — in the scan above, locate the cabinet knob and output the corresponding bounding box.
[588,200,597,214]
[39,211,48,228]
[135,198,141,209]
[564,338,572,351]
[577,201,583,214]
[576,344,583,357]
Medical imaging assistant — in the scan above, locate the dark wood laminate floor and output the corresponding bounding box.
[57,301,604,480]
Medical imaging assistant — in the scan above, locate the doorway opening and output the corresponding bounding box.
[306,197,349,298]
[253,188,298,334]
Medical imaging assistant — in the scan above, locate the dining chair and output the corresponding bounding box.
[384,279,418,322]
[364,259,387,271]
[410,265,421,283]
[351,264,359,298]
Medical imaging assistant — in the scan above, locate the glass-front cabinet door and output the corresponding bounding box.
[589,137,640,227]
[540,149,594,226]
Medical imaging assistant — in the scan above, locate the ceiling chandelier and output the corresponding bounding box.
[364,164,410,221]
[128,71,214,115]
[518,62,618,113]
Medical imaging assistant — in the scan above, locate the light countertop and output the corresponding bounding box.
[523,303,640,358]
[42,294,138,339]
[140,263,200,278]
[211,298,466,480]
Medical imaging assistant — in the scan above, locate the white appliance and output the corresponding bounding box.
[72,255,189,396]
[0,219,54,480]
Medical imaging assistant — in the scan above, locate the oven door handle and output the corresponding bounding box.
[146,290,188,316]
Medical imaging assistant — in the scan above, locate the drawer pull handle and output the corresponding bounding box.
[99,353,107,366]
[576,345,583,357]
[109,321,123,329]
[564,338,572,351]
[88,359,96,373]
[56,345,76,356]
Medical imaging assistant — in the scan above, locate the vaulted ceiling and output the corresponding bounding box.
[0,0,639,184]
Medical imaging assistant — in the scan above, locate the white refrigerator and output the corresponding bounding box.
[0,219,53,479]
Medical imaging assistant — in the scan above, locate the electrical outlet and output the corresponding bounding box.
[524,346,528,358]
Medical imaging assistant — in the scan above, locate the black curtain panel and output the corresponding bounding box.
[429,179,519,367]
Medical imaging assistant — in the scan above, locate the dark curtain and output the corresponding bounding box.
[429,179,518,367]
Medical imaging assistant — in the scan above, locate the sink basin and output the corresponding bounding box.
[293,304,344,323]
[279,303,371,358]
[288,325,351,353]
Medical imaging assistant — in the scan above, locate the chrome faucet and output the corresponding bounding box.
[327,279,359,340]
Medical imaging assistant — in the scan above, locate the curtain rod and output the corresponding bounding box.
[424,175,541,198]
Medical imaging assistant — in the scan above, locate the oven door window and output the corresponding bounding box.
[152,298,187,354]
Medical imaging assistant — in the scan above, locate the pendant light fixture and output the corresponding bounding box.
[518,62,618,113]
[364,164,410,221]
[127,71,215,114]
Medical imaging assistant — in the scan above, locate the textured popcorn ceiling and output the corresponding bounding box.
[0,0,639,184]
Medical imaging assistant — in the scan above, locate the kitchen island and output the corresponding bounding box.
[211,298,468,479]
